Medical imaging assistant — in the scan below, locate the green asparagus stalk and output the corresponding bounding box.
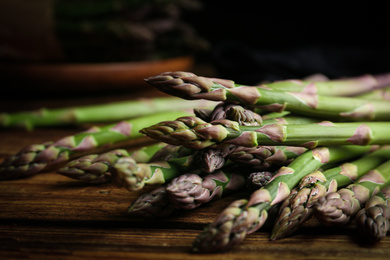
[271,146,390,240]
[140,116,390,150]
[57,142,178,183]
[0,110,191,180]
[0,97,214,130]
[192,145,372,253]
[111,154,196,191]
[314,160,390,226]
[355,185,390,241]
[356,87,390,101]
[166,169,247,210]
[145,72,390,121]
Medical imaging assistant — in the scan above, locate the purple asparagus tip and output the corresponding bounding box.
[127,186,175,218]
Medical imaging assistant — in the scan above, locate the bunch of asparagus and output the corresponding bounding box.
[138,71,390,252]
[2,70,390,253]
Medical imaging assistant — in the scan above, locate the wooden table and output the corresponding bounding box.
[1,84,390,260]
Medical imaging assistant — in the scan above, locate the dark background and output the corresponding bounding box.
[183,1,390,84]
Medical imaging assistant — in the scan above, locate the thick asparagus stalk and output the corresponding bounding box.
[0,110,191,180]
[166,169,247,210]
[263,74,390,97]
[140,116,390,150]
[0,97,213,130]
[57,142,178,183]
[145,72,390,121]
[271,146,390,240]
[355,186,390,241]
[192,145,372,253]
[314,160,390,226]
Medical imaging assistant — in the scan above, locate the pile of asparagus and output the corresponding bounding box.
[2,71,390,253]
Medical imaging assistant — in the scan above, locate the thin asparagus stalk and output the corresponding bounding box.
[127,143,178,163]
[145,71,390,121]
[0,110,191,180]
[111,154,197,191]
[0,97,214,130]
[166,169,247,210]
[192,145,372,253]
[314,160,390,226]
[57,142,179,183]
[355,186,390,241]
[271,146,390,240]
[140,116,390,150]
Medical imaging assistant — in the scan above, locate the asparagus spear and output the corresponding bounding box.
[0,110,191,180]
[127,186,175,218]
[192,145,372,253]
[57,149,130,184]
[0,97,213,130]
[166,169,247,210]
[271,146,390,240]
[147,71,390,97]
[355,186,390,241]
[206,102,262,126]
[111,154,197,191]
[145,72,390,121]
[140,116,390,150]
[227,145,307,171]
[57,142,178,183]
[314,160,390,226]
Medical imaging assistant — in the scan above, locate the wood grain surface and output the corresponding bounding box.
[1,86,390,260]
